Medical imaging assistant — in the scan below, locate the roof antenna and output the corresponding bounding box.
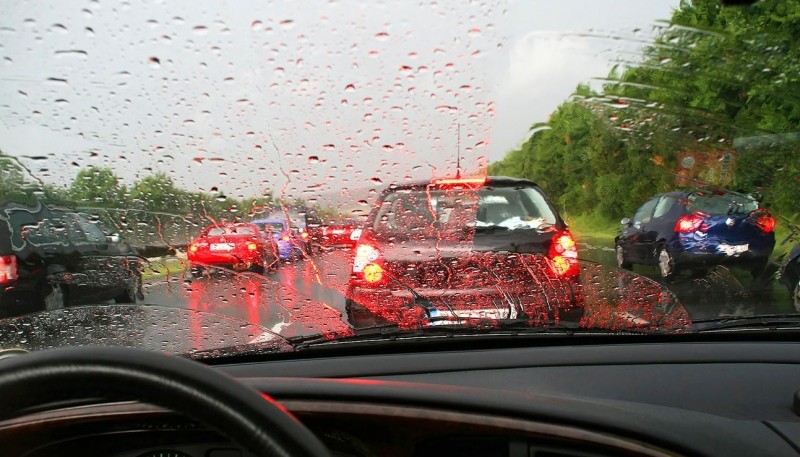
[456,122,462,179]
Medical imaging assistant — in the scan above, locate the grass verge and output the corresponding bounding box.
[141,257,187,281]
[564,213,619,242]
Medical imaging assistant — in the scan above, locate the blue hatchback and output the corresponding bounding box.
[251,218,302,261]
[614,189,775,280]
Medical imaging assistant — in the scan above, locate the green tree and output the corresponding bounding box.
[69,167,127,207]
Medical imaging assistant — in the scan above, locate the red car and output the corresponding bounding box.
[188,223,278,276]
[322,219,360,247]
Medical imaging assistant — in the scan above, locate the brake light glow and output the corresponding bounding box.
[246,242,258,251]
[353,244,381,272]
[548,231,578,277]
[189,244,199,252]
[281,234,290,241]
[301,231,309,239]
[0,255,18,284]
[755,213,775,233]
[675,213,707,233]
[430,177,486,189]
[352,243,386,285]
[362,263,385,283]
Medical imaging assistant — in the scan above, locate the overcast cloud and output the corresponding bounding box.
[0,0,677,207]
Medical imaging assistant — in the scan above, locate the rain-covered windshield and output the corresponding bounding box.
[0,0,798,355]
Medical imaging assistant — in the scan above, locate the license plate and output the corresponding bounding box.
[332,229,345,234]
[210,243,233,251]
[718,243,749,255]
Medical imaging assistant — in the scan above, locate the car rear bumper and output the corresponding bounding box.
[669,238,773,268]
[346,280,582,328]
[188,251,261,266]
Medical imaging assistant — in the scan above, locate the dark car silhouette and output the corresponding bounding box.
[0,202,142,317]
[614,189,775,280]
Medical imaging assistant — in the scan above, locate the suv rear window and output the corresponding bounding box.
[373,186,557,237]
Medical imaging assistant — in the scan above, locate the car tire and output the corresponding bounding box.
[615,244,632,270]
[657,246,678,281]
[749,258,768,281]
[114,287,137,304]
[190,266,206,278]
[793,280,800,313]
[43,284,67,311]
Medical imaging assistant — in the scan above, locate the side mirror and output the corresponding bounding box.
[106,233,121,243]
[620,217,631,226]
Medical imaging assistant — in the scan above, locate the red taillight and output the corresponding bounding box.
[755,213,775,233]
[189,244,199,252]
[0,255,18,284]
[246,241,258,251]
[674,213,707,233]
[548,231,578,277]
[352,243,385,285]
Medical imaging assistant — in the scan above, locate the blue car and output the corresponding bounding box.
[615,189,775,280]
[251,218,303,261]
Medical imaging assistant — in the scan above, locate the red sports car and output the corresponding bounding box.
[188,223,278,276]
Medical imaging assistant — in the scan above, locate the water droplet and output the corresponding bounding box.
[375,31,389,41]
[308,156,319,164]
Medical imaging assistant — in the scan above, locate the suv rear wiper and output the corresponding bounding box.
[474,225,510,234]
[382,270,460,323]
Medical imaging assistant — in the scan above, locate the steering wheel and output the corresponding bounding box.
[0,346,331,457]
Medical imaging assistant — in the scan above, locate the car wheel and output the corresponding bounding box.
[749,258,768,280]
[190,266,206,278]
[657,246,678,280]
[114,287,137,304]
[250,263,265,275]
[615,244,632,270]
[43,284,67,311]
[793,280,800,313]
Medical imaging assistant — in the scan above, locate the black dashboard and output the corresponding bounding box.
[2,340,799,457]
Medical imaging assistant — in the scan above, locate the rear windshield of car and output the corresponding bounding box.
[255,222,285,232]
[206,225,256,236]
[372,185,557,237]
[9,210,106,246]
[686,192,758,215]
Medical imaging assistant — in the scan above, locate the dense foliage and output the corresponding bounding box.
[490,0,800,221]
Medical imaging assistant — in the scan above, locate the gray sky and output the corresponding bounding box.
[0,0,678,208]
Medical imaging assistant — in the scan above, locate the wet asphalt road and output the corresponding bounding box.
[141,244,791,335]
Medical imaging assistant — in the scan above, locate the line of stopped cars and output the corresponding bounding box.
[342,176,798,330]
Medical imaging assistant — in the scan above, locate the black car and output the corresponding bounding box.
[0,202,142,316]
[615,189,776,280]
[346,176,582,328]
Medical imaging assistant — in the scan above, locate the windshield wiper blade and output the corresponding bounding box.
[292,319,655,348]
[693,314,800,332]
[474,225,510,233]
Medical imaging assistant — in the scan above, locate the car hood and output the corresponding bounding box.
[0,305,294,357]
